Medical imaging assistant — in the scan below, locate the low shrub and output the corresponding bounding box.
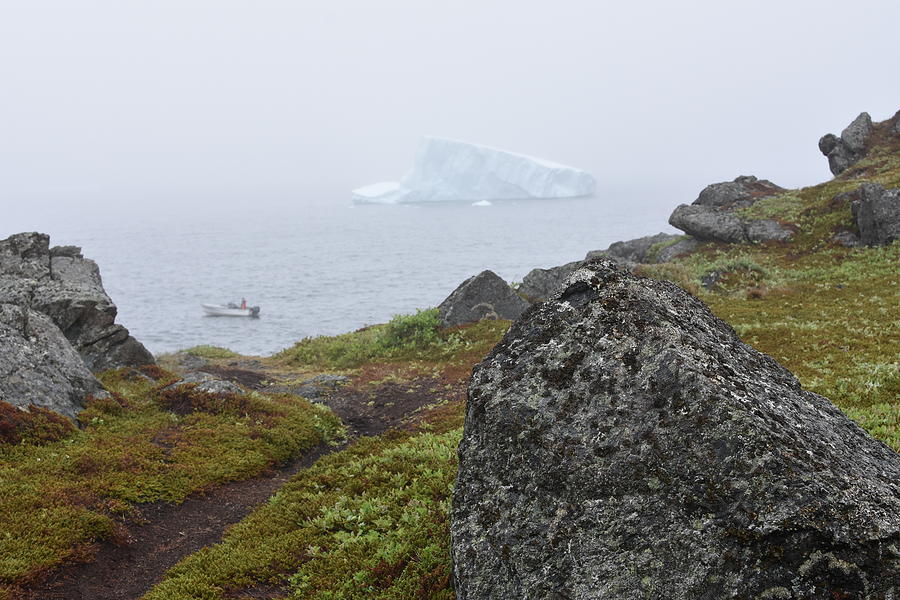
[0,401,76,446]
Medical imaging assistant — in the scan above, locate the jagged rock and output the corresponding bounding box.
[438,270,528,327]
[852,183,900,246]
[669,205,793,243]
[0,304,103,419]
[819,112,873,175]
[452,260,900,599]
[0,232,153,371]
[694,175,784,207]
[518,261,582,303]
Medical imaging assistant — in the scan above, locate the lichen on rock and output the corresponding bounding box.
[451,259,899,599]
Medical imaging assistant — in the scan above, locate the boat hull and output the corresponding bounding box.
[202,304,260,317]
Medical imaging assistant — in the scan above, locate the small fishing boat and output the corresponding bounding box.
[202,302,260,318]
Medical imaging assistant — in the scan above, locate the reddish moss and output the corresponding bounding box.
[0,401,76,446]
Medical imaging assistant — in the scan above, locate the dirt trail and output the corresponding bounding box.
[22,367,456,600]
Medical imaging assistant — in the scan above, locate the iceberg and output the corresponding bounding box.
[352,137,596,204]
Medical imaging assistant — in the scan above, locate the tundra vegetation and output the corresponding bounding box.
[0,126,897,599]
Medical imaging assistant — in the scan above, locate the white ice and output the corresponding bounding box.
[352,137,596,204]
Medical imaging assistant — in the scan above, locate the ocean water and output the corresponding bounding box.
[7,190,678,356]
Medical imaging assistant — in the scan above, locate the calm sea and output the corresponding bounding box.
[6,189,679,356]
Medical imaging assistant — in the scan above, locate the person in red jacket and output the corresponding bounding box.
[240,298,247,310]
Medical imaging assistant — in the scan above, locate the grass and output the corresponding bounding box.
[275,309,505,370]
[181,345,241,359]
[0,366,343,593]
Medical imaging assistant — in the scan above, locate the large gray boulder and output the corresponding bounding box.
[0,304,103,419]
[452,260,900,599]
[438,270,528,327]
[853,183,900,246]
[694,175,784,207]
[669,205,793,243]
[518,261,582,303]
[819,112,873,176]
[0,232,153,371]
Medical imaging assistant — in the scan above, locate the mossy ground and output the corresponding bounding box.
[5,119,899,600]
[0,366,343,597]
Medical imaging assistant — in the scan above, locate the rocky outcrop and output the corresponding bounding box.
[668,176,792,243]
[0,304,103,419]
[517,261,582,303]
[586,232,682,265]
[0,232,153,372]
[520,234,697,303]
[438,270,528,327]
[819,112,873,176]
[452,260,900,599]
[694,175,784,207]
[852,183,900,246]
[669,205,793,243]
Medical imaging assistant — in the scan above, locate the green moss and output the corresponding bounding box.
[143,411,463,600]
[181,345,241,359]
[0,367,343,586]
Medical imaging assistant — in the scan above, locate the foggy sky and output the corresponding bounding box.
[1,0,899,216]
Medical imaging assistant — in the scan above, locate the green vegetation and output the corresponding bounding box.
[143,119,897,599]
[276,309,503,369]
[8,116,900,600]
[182,345,241,359]
[0,367,343,593]
[144,413,464,600]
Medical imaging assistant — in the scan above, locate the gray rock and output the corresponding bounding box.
[0,303,103,419]
[438,270,529,327]
[452,260,900,600]
[832,230,862,247]
[518,261,582,303]
[819,112,873,175]
[653,236,699,262]
[602,232,682,263]
[195,379,244,395]
[744,218,794,242]
[164,371,244,395]
[841,111,874,153]
[49,245,83,258]
[694,175,784,208]
[0,232,153,371]
[853,183,900,246]
[670,205,793,243]
[669,204,748,242]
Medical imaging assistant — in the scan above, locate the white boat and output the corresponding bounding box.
[202,303,260,317]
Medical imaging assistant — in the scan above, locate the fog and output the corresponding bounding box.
[1,0,899,220]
